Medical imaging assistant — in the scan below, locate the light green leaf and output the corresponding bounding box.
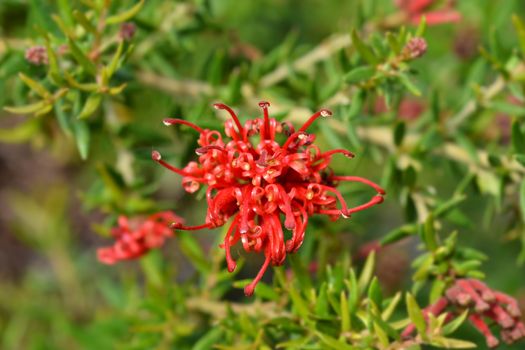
[345,66,375,84]
[19,73,51,98]
[358,251,375,294]
[78,94,102,119]
[73,120,90,160]
[512,15,525,56]
[4,101,47,115]
[106,0,144,25]
[406,293,426,336]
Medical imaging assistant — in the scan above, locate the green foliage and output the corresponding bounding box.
[1,0,525,349]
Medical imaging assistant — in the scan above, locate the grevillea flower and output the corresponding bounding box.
[97,211,182,264]
[403,279,525,348]
[152,102,385,296]
[395,0,461,25]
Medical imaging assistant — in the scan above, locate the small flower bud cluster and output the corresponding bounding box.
[25,46,48,66]
[403,37,428,60]
[97,211,182,264]
[403,279,525,348]
[119,22,137,41]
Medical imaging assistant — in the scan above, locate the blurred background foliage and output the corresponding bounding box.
[1,0,525,349]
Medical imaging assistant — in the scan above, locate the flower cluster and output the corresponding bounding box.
[395,0,461,25]
[152,102,385,295]
[97,211,182,264]
[25,46,48,66]
[403,279,525,348]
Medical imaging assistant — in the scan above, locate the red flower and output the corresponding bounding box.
[403,279,525,348]
[395,0,461,25]
[97,211,182,264]
[153,102,385,296]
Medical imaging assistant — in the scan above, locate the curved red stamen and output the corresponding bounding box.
[298,109,332,133]
[163,118,204,133]
[224,216,239,272]
[152,150,193,177]
[330,175,386,195]
[321,149,355,159]
[213,103,245,140]
[343,195,384,218]
[282,131,308,150]
[170,222,213,230]
[195,145,226,155]
[244,250,271,296]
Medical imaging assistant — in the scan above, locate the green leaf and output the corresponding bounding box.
[315,283,330,318]
[351,29,379,64]
[491,101,525,117]
[107,41,125,78]
[358,251,375,294]
[192,328,223,350]
[422,214,438,251]
[340,291,350,332]
[73,120,90,160]
[315,332,357,350]
[368,277,383,311]
[429,336,476,349]
[373,321,390,347]
[382,292,401,321]
[73,10,97,34]
[442,310,469,336]
[516,154,525,166]
[106,0,144,25]
[406,293,426,336]
[512,15,525,56]
[398,73,421,96]
[68,39,97,75]
[78,94,102,119]
[520,179,525,221]
[380,225,416,245]
[434,195,466,218]
[4,101,47,115]
[393,121,406,147]
[178,232,211,274]
[44,39,62,84]
[347,270,359,313]
[0,119,40,143]
[345,66,375,84]
[512,120,525,153]
[386,32,402,54]
[18,73,51,98]
[415,16,427,37]
[429,280,446,304]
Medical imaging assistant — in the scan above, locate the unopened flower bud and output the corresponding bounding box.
[119,22,136,41]
[25,46,48,65]
[404,37,428,59]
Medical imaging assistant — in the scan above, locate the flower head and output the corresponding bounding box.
[395,0,461,25]
[403,37,428,59]
[119,22,137,41]
[403,279,525,348]
[97,211,182,264]
[25,46,48,66]
[153,102,385,296]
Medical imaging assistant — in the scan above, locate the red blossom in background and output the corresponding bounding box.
[152,102,385,296]
[97,211,182,264]
[403,279,525,348]
[395,0,461,25]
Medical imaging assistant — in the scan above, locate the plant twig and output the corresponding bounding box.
[259,34,352,88]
